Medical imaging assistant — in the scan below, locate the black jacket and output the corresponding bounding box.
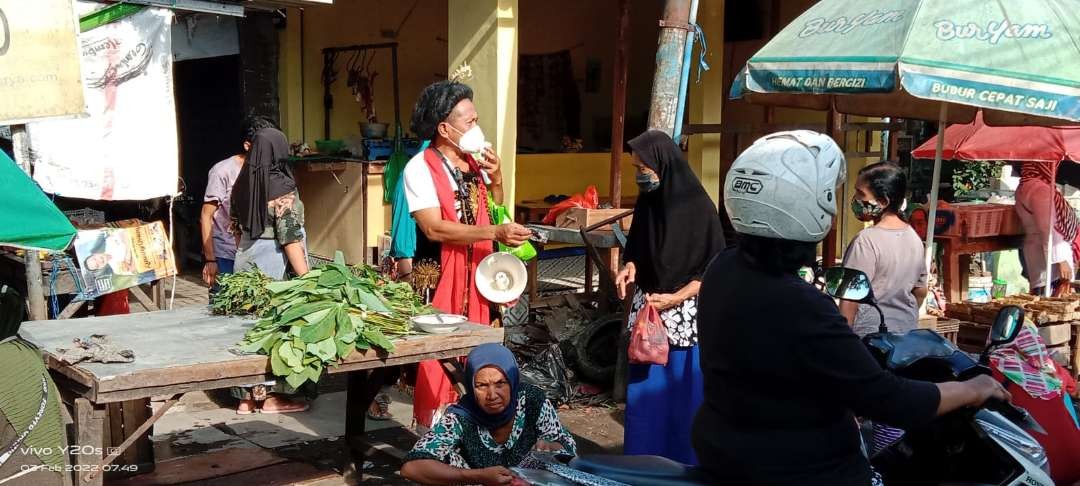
[692,248,940,485]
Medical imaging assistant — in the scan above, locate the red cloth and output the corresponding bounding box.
[993,368,1080,484]
[413,148,494,428]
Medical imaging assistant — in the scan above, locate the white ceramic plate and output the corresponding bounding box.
[411,314,467,334]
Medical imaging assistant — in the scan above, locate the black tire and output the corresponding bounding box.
[573,314,623,386]
[502,294,530,328]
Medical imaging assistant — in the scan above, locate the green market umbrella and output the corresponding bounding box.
[0,151,76,252]
[730,0,1080,287]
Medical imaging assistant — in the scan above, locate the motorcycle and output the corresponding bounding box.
[824,266,1054,486]
[515,267,1054,486]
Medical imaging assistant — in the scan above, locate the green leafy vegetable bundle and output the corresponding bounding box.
[230,253,429,387]
[212,269,272,316]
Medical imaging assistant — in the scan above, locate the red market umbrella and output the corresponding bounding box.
[912,111,1080,296]
[913,111,1080,163]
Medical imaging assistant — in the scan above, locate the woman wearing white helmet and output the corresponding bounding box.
[691,131,1010,485]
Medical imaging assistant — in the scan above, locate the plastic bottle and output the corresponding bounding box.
[992,278,1008,299]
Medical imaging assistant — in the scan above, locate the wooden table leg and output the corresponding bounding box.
[343,368,395,485]
[940,240,963,305]
[958,253,972,302]
[527,249,540,304]
[584,257,594,297]
[72,398,106,486]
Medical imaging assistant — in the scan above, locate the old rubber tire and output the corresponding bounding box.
[502,294,530,328]
[573,314,623,386]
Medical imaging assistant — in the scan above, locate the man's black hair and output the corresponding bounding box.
[736,233,818,276]
[241,115,279,145]
[410,81,474,141]
[857,161,907,214]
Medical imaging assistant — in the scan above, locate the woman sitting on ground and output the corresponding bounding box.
[401,344,577,485]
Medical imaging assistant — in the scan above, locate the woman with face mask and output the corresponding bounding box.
[839,162,927,336]
[613,130,726,464]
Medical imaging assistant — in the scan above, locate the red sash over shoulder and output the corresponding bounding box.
[413,147,494,428]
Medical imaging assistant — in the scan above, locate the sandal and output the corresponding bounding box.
[236,399,259,415]
[367,392,393,420]
[260,396,310,414]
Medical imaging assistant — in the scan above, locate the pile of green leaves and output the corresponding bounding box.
[235,253,427,387]
[212,270,272,316]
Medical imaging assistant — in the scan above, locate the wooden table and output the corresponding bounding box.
[525,225,623,303]
[21,307,502,485]
[937,234,1023,305]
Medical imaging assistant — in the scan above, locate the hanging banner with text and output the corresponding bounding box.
[0,0,86,125]
[28,8,177,201]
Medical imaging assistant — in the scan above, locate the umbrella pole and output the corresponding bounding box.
[1045,165,1056,297]
[924,103,949,278]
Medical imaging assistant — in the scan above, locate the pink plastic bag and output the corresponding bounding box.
[628,303,669,365]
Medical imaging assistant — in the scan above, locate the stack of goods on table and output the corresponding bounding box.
[946,294,1080,378]
[213,252,432,388]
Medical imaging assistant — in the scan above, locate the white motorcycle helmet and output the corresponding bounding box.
[724,130,846,242]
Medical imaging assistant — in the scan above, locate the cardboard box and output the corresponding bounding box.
[1038,322,1073,346]
[555,208,633,232]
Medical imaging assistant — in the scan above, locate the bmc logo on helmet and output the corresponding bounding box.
[731,177,763,194]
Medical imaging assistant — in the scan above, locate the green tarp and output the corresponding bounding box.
[0,151,76,252]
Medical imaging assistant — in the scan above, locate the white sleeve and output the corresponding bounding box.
[403,156,441,213]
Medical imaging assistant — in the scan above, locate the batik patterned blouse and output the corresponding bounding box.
[404,384,577,469]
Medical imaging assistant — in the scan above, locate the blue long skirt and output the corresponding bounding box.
[623,346,703,465]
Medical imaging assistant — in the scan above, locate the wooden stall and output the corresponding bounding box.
[21,307,501,485]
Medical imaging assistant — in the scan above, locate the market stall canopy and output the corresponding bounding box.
[730,0,1080,127]
[0,151,76,252]
[912,111,1080,162]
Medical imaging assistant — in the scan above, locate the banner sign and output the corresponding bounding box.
[28,8,178,201]
[73,220,177,299]
[0,0,86,124]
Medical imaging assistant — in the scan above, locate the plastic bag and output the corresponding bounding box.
[520,343,574,405]
[489,193,537,261]
[628,303,668,365]
[541,186,599,225]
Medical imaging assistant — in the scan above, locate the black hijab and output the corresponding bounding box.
[625,130,726,293]
[232,128,296,238]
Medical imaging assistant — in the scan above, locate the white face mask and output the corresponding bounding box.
[448,123,487,154]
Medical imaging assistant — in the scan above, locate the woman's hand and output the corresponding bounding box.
[646,293,682,311]
[533,440,565,453]
[615,262,636,299]
[466,466,515,486]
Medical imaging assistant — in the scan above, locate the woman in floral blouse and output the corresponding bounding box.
[401,344,576,485]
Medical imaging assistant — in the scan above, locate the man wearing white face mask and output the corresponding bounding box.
[402,80,533,431]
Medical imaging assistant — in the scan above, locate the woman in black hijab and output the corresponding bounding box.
[229,126,310,414]
[231,127,309,281]
[615,129,726,465]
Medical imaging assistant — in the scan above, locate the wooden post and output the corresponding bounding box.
[73,398,106,486]
[11,125,48,321]
[822,108,843,267]
[609,0,630,210]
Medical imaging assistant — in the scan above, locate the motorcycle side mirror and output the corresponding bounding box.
[823,267,876,304]
[823,267,888,333]
[980,306,1025,365]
